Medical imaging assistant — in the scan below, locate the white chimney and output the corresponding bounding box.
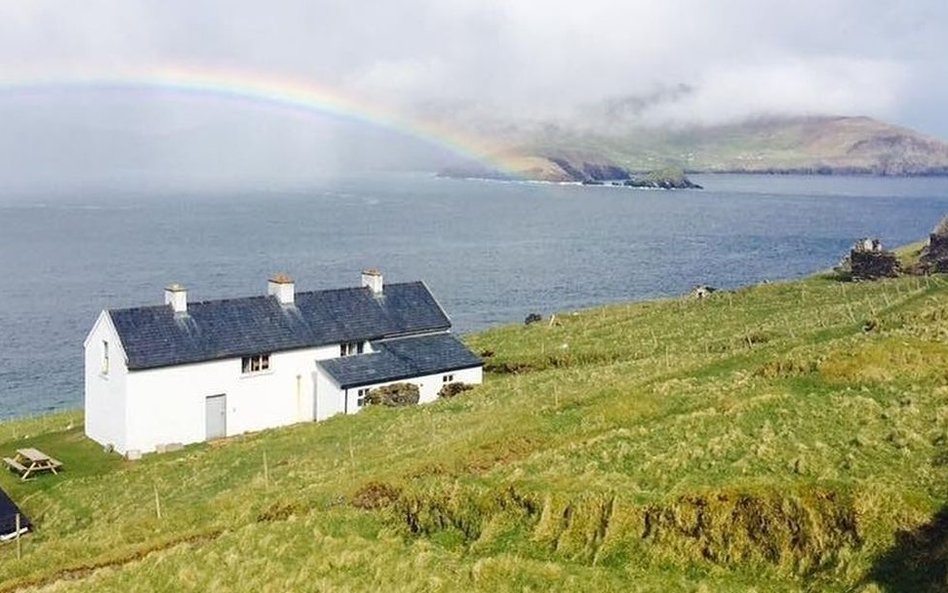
[361,269,383,295]
[268,273,295,305]
[164,283,188,314]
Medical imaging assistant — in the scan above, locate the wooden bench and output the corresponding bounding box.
[3,457,29,474]
[4,449,63,480]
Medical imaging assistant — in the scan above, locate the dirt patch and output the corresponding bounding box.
[484,360,536,374]
[439,382,475,399]
[461,436,541,474]
[351,481,402,510]
[754,357,819,378]
[642,489,861,572]
[256,499,310,522]
[356,479,863,576]
[396,484,541,542]
[485,350,625,374]
[0,530,223,593]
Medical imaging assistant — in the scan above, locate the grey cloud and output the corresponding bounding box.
[1,0,946,187]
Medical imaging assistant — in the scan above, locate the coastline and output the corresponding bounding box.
[1,238,927,426]
[3,174,944,422]
[437,169,948,184]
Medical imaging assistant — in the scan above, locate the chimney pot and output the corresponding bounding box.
[164,283,188,314]
[361,269,383,295]
[268,274,295,306]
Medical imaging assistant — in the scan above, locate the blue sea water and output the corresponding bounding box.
[1,172,947,420]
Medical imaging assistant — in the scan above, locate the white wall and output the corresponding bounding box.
[118,344,339,454]
[85,326,483,455]
[434,366,483,401]
[314,366,344,421]
[421,365,483,403]
[84,312,128,452]
[318,364,484,417]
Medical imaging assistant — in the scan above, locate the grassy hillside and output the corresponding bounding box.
[2,273,947,592]
[653,116,948,175]
[446,116,948,181]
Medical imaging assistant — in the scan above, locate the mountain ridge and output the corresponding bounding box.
[441,115,948,182]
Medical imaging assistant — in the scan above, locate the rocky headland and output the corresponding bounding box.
[622,167,702,189]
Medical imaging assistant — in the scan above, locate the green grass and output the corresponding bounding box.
[1,273,947,592]
[514,115,948,176]
[894,240,928,273]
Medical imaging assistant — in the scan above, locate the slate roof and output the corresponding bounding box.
[109,282,451,370]
[317,333,483,389]
[0,486,30,540]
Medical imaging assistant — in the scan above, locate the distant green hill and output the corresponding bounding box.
[1,268,947,591]
[444,116,948,181]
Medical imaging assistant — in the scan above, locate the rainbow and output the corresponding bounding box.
[0,66,521,176]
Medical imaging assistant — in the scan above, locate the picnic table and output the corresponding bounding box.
[3,448,63,481]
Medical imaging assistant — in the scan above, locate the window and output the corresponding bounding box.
[102,341,110,375]
[356,387,370,408]
[442,374,454,383]
[340,342,364,357]
[241,354,270,374]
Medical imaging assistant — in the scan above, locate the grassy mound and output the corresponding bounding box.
[1,273,947,591]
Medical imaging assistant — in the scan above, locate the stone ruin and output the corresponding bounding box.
[847,237,900,281]
[919,215,948,274]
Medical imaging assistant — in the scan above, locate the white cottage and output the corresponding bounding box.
[84,271,483,455]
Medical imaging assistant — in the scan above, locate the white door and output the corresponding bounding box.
[205,394,227,440]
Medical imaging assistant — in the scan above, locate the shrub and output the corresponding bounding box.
[438,382,473,399]
[351,481,402,510]
[366,382,420,407]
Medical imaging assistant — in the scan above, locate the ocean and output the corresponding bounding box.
[2,172,947,420]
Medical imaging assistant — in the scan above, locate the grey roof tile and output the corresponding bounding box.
[110,282,451,370]
[317,334,482,389]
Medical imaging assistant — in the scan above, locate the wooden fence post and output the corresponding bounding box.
[263,451,270,489]
[348,434,356,474]
[15,513,21,559]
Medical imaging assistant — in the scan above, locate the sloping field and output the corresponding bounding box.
[1,273,946,592]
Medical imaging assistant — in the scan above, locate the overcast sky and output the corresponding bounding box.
[2,1,947,188]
